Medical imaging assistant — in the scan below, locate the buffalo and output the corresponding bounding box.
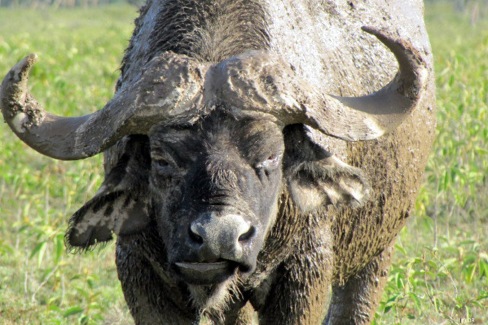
[0,0,435,324]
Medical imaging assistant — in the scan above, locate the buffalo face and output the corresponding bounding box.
[149,111,284,285]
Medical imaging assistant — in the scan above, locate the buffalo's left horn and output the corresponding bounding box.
[318,26,429,140]
[0,53,207,160]
[213,27,428,141]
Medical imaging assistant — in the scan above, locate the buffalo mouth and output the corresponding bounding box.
[175,260,242,285]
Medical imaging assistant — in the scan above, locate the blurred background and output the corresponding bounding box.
[0,0,487,324]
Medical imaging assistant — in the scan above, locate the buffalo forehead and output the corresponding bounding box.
[149,111,284,157]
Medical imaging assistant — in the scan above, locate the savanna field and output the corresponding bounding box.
[0,1,486,324]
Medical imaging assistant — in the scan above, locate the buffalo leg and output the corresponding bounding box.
[324,244,394,325]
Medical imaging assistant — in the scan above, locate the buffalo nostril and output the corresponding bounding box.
[238,226,256,242]
[189,226,204,245]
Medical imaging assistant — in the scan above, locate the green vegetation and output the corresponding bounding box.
[0,2,486,324]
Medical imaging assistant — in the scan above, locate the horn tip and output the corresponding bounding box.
[18,53,39,75]
[361,25,374,33]
[3,53,39,86]
[26,53,39,64]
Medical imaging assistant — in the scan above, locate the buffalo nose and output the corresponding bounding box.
[189,213,256,260]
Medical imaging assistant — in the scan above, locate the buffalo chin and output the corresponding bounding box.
[186,275,244,316]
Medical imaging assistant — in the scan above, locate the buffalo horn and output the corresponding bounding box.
[320,26,429,140]
[0,53,207,160]
[212,27,428,141]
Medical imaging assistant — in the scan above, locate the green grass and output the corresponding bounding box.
[0,2,487,324]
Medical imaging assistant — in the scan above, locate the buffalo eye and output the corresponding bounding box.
[153,157,175,176]
[255,154,282,170]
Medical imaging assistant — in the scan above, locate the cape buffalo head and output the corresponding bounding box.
[0,27,427,286]
[148,112,285,284]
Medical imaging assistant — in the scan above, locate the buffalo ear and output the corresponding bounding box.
[284,125,371,213]
[66,135,151,250]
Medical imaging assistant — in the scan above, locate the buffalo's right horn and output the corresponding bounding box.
[0,53,208,160]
